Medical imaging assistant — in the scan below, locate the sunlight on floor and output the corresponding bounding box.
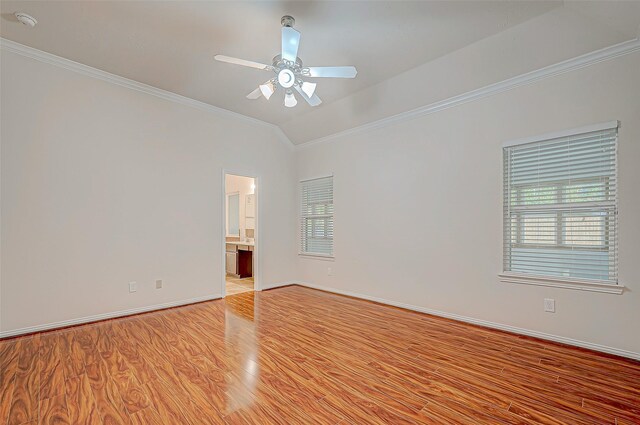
[226,275,254,296]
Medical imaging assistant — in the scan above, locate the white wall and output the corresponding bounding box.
[0,49,297,334]
[2,35,639,359]
[296,51,640,357]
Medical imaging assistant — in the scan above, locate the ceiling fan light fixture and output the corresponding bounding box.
[301,82,317,98]
[278,68,295,88]
[259,82,275,100]
[284,90,297,108]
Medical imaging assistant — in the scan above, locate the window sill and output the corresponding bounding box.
[299,253,335,261]
[499,273,624,294]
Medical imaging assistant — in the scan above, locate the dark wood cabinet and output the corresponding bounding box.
[225,243,253,278]
[237,249,253,278]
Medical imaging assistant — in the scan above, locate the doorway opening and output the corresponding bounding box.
[224,173,256,296]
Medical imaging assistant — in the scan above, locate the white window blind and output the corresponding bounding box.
[503,123,618,286]
[300,176,334,256]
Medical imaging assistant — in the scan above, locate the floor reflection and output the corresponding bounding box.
[224,290,255,322]
[224,290,258,415]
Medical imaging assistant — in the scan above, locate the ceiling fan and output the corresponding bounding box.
[214,15,357,108]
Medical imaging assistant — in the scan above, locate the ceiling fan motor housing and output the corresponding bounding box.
[278,69,295,88]
[281,15,295,27]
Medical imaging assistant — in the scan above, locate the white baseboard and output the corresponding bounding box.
[294,282,640,361]
[0,278,300,338]
[4,282,638,361]
[260,281,298,291]
[0,294,222,339]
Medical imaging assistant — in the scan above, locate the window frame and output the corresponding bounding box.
[510,179,610,250]
[299,175,334,259]
[500,121,624,294]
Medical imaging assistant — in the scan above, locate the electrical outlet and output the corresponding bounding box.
[544,298,555,313]
[327,267,333,276]
[129,282,138,293]
[156,279,163,289]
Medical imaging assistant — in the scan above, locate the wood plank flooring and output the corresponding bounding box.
[1,285,639,424]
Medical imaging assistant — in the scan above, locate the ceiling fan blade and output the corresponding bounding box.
[294,85,322,107]
[246,87,262,100]
[214,55,273,71]
[305,66,357,78]
[281,27,301,62]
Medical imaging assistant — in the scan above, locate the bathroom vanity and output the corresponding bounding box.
[225,242,253,278]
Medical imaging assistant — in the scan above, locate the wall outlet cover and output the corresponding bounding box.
[129,282,138,293]
[156,280,163,289]
[544,298,555,313]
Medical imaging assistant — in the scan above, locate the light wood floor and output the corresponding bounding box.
[1,286,639,424]
[225,276,254,296]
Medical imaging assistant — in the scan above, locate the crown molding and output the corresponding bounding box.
[0,38,294,150]
[296,37,640,151]
[271,126,295,151]
[3,36,639,152]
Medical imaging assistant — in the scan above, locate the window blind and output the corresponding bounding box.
[503,123,618,284]
[300,176,334,256]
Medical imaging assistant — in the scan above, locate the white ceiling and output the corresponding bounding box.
[1,1,639,145]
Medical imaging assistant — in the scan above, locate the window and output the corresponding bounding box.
[300,176,334,257]
[501,122,621,293]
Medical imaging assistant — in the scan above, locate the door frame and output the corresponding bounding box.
[221,169,261,297]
